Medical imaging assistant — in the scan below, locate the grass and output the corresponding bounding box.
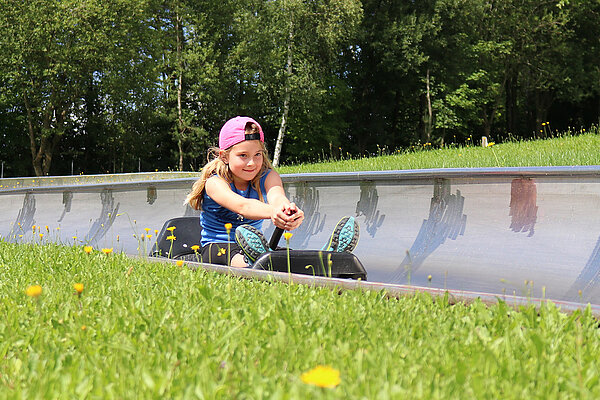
[277,128,600,174]
[2,241,600,399]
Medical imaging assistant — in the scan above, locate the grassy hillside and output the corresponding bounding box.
[278,128,600,174]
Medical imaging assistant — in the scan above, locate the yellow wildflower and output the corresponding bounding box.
[301,365,341,388]
[224,223,232,233]
[83,246,93,254]
[39,233,44,240]
[167,226,176,232]
[176,260,184,267]
[73,283,84,294]
[26,285,43,298]
[144,228,151,233]
[217,247,226,256]
[284,232,293,240]
[191,245,200,251]
[167,235,176,241]
[101,248,113,255]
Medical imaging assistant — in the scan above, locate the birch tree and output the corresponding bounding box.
[153,0,222,171]
[231,0,361,166]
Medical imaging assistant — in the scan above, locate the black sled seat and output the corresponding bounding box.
[151,217,367,280]
[150,217,202,259]
[252,250,367,280]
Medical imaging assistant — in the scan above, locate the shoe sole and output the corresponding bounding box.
[324,216,359,252]
[235,225,269,262]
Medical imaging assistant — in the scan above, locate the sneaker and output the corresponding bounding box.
[235,224,269,263]
[323,216,360,252]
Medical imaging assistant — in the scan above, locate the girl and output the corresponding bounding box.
[185,116,304,267]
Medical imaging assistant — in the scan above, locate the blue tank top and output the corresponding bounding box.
[200,170,271,246]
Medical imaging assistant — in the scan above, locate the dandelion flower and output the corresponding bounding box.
[84,246,93,254]
[144,228,150,233]
[217,247,226,256]
[81,325,87,331]
[146,234,152,239]
[167,235,176,241]
[39,233,44,240]
[101,248,113,255]
[26,285,42,298]
[224,223,232,233]
[73,283,84,294]
[301,365,341,388]
[191,245,200,251]
[167,226,176,232]
[176,260,184,267]
[284,232,293,240]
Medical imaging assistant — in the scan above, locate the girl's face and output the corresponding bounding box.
[222,140,264,185]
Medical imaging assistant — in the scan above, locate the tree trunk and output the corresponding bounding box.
[505,71,517,135]
[24,93,43,176]
[534,90,552,137]
[423,69,433,143]
[273,21,294,168]
[481,103,496,139]
[176,11,184,171]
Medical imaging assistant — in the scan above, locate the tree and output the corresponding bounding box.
[152,0,225,171]
[229,0,362,166]
[0,0,156,176]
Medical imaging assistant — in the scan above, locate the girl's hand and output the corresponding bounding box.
[271,203,304,230]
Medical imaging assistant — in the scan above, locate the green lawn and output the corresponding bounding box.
[278,128,600,174]
[2,242,600,399]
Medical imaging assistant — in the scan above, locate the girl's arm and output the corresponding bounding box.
[264,171,304,230]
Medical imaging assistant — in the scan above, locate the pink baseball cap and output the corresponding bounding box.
[219,116,264,149]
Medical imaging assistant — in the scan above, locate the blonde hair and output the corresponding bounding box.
[185,124,273,210]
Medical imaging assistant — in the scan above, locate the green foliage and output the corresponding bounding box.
[0,0,599,175]
[2,241,600,398]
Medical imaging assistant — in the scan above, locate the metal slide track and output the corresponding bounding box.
[2,166,600,310]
